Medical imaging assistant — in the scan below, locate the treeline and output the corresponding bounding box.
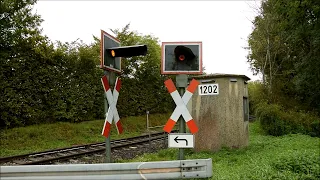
[247,0,320,137]
[1,0,174,128]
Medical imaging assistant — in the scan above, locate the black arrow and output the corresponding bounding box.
[174,136,188,146]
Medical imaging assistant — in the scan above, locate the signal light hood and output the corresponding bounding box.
[174,45,196,61]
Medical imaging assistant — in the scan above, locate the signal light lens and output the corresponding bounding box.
[111,50,116,57]
[179,55,185,61]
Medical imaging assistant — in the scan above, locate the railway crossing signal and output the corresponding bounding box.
[161,41,203,160]
[161,42,202,75]
[100,30,121,73]
[101,75,123,138]
[100,30,148,73]
[163,78,200,134]
[107,45,147,58]
[100,29,148,138]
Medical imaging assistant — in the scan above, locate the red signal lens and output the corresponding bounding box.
[179,55,185,61]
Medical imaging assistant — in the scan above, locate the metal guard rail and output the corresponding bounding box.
[1,158,212,180]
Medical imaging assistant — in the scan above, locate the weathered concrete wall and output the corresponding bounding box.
[190,75,249,152]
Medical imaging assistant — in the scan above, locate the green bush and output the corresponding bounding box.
[255,102,320,137]
[256,103,291,136]
[248,81,269,114]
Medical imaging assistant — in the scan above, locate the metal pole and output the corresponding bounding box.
[104,71,116,163]
[146,111,151,146]
[175,74,188,160]
[178,87,186,160]
[146,111,149,131]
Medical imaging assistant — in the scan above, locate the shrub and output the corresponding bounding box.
[256,102,291,136]
[255,102,320,137]
[248,81,269,114]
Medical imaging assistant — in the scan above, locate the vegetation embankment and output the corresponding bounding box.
[121,121,320,180]
[0,113,170,157]
[249,82,320,137]
[2,115,319,179]
[247,0,320,137]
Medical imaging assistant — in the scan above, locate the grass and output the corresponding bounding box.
[1,115,319,179]
[0,113,170,157]
[119,121,320,180]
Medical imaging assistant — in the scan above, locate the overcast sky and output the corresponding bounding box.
[33,0,261,81]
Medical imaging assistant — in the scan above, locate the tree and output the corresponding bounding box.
[247,0,320,113]
[0,0,55,127]
[0,1,176,128]
[0,0,104,128]
[48,40,104,122]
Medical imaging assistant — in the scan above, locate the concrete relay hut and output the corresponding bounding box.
[187,74,250,152]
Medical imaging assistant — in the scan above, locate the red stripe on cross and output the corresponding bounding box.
[163,118,176,133]
[187,79,200,93]
[116,121,123,134]
[101,75,110,92]
[115,78,122,92]
[164,79,177,93]
[186,119,198,134]
[102,121,112,138]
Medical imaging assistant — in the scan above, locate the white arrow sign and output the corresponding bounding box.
[168,133,194,148]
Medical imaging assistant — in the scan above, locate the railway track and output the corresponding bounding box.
[0,131,177,165]
[2,117,256,166]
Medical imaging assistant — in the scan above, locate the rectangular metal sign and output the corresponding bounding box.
[100,30,121,73]
[198,83,219,96]
[161,42,203,75]
[168,133,194,148]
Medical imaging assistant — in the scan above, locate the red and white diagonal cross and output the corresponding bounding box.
[163,78,200,134]
[101,75,123,138]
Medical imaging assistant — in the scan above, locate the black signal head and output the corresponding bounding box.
[174,45,196,62]
[161,42,202,75]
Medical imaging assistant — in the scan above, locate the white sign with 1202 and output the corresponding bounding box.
[198,84,219,95]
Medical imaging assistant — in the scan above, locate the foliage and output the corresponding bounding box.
[255,102,320,137]
[248,75,319,138]
[247,0,320,114]
[0,0,174,128]
[121,121,320,180]
[48,40,104,122]
[1,2,104,128]
[247,81,268,114]
[1,0,54,127]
